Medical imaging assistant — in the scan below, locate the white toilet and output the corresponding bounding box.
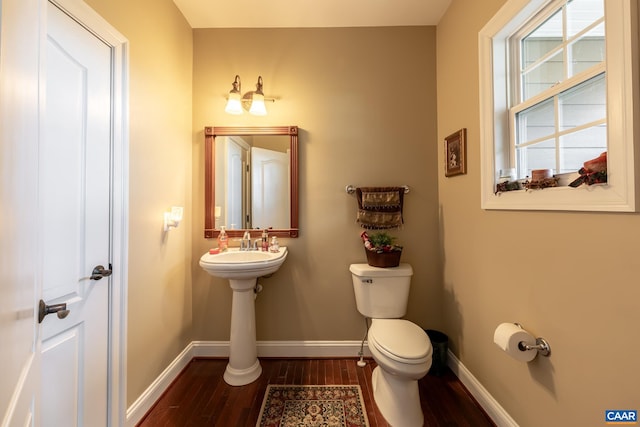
[350,263,432,427]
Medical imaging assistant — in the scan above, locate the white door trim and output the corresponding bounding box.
[46,1,129,425]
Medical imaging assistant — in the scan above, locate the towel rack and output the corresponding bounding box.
[345,185,410,195]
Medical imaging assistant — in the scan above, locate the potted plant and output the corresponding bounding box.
[361,231,403,268]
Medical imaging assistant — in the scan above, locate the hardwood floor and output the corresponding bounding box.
[137,358,495,426]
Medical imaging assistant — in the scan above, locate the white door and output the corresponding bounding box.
[225,137,247,229]
[39,2,112,425]
[0,0,42,425]
[251,147,290,229]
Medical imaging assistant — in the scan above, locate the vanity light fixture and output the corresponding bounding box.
[164,206,184,231]
[224,75,243,115]
[224,75,273,116]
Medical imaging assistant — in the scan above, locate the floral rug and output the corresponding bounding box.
[256,385,370,427]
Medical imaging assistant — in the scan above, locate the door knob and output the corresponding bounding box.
[90,264,112,280]
[38,299,70,324]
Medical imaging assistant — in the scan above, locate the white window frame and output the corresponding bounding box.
[479,0,639,211]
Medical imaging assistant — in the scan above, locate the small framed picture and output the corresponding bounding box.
[445,128,467,177]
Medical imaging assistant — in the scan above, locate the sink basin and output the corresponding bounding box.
[199,247,287,280]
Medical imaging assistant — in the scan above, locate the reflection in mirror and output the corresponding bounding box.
[216,135,290,230]
[205,126,298,238]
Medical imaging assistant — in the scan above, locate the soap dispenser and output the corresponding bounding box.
[218,226,228,251]
[261,229,269,251]
[269,236,279,253]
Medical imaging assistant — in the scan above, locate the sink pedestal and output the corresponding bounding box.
[224,278,262,386]
[198,247,288,387]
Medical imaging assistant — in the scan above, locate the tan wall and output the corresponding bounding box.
[84,0,193,406]
[437,1,640,426]
[191,27,442,341]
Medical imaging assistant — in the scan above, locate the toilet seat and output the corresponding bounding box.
[369,319,432,365]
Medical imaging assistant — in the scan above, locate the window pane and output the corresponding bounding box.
[569,23,605,76]
[522,51,563,100]
[516,98,555,144]
[559,125,607,172]
[559,73,605,131]
[510,0,610,187]
[567,0,604,38]
[521,9,563,68]
[517,138,556,176]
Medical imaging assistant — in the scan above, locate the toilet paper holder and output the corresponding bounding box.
[513,323,551,357]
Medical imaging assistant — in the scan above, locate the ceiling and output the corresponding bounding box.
[172,0,452,29]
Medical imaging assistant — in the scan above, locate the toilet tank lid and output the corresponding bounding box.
[349,263,413,277]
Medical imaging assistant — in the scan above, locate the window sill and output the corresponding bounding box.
[482,183,636,212]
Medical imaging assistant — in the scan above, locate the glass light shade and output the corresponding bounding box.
[249,93,267,116]
[225,92,243,115]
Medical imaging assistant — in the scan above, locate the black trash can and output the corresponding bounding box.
[425,329,448,376]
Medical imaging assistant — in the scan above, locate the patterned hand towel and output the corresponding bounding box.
[355,187,404,229]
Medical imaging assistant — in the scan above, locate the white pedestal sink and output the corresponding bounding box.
[199,247,288,386]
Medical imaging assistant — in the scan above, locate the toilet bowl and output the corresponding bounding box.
[368,318,431,426]
[349,263,432,426]
[368,319,432,379]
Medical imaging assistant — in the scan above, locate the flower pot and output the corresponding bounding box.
[365,249,402,268]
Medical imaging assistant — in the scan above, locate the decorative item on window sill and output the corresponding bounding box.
[496,152,609,194]
[496,169,559,192]
[224,75,275,116]
[494,168,521,193]
[523,169,559,191]
[495,180,522,194]
[569,152,607,187]
[361,231,402,268]
[523,177,559,191]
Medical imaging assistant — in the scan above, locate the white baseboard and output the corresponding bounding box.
[125,344,195,427]
[126,341,513,427]
[190,340,373,358]
[446,350,518,427]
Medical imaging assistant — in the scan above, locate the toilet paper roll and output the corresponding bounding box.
[493,323,537,362]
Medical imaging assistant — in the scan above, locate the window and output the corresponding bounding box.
[479,0,638,211]
[513,0,606,177]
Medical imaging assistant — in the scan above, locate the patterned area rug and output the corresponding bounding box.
[256,385,370,427]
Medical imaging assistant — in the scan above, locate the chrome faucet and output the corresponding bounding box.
[240,231,252,250]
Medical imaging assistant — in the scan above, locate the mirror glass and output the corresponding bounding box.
[204,126,299,238]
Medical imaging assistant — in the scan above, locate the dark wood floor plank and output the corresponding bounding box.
[356,361,378,426]
[346,359,359,385]
[137,358,496,427]
[340,359,350,384]
[292,359,304,384]
[317,359,326,386]
[276,358,287,383]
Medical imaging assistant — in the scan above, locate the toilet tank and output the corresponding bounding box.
[350,263,413,318]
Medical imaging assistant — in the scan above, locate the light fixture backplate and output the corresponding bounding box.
[241,91,257,111]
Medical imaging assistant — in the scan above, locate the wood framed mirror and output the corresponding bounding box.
[204,126,299,238]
